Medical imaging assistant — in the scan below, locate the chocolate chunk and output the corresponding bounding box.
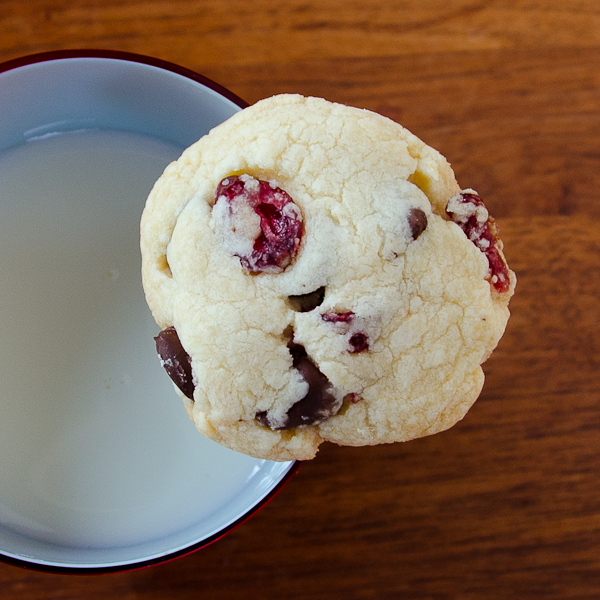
[288,286,326,312]
[257,342,341,430]
[408,208,428,240]
[255,411,271,428]
[154,327,195,400]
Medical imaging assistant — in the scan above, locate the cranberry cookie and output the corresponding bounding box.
[140,94,515,461]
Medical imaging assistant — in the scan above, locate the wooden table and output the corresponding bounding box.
[1,1,599,598]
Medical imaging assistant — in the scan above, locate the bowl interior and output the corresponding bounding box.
[0,53,296,572]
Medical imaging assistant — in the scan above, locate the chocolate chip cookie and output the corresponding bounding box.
[140,94,515,461]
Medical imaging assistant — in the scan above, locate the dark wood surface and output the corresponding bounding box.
[1,1,600,598]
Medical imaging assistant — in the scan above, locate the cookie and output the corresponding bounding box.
[140,94,515,461]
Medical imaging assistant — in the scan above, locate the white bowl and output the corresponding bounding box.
[0,50,298,573]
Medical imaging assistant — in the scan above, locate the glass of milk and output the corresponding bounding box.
[0,51,298,573]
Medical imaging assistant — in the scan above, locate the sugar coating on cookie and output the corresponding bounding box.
[140,94,516,461]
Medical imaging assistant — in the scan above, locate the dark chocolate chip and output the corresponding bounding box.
[154,327,195,400]
[288,286,326,312]
[255,411,271,428]
[408,208,428,240]
[257,341,341,430]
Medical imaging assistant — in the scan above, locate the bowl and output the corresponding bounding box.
[0,50,299,573]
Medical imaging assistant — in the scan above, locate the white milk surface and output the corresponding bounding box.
[0,130,289,563]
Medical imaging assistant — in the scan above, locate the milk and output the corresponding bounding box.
[0,130,289,562]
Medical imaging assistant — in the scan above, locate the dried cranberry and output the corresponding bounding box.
[154,327,195,400]
[321,311,355,324]
[446,191,511,293]
[343,392,362,404]
[321,311,369,353]
[215,174,303,273]
[348,332,369,354]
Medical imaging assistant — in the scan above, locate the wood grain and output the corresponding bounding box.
[1,0,599,598]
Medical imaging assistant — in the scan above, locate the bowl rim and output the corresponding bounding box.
[0,48,249,109]
[0,462,302,575]
[0,48,301,575]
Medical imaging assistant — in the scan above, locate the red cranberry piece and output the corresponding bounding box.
[154,327,195,400]
[215,174,303,273]
[343,392,362,404]
[256,342,341,430]
[407,208,428,240]
[321,311,355,324]
[321,311,369,353]
[348,332,369,354]
[446,191,511,293]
